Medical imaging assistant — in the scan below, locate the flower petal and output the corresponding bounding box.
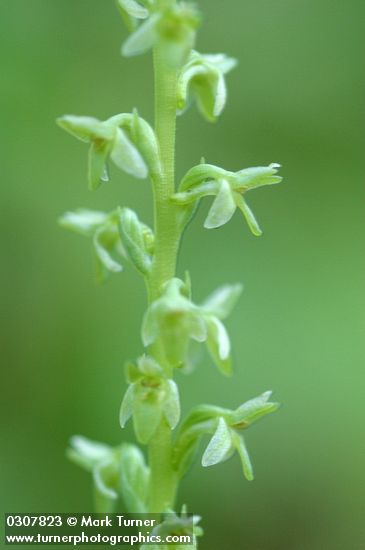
[235,194,262,236]
[121,13,160,57]
[235,164,282,190]
[206,317,232,376]
[57,115,114,142]
[163,380,181,430]
[119,384,135,428]
[119,443,150,513]
[88,140,111,191]
[202,417,233,467]
[110,127,148,179]
[202,283,243,319]
[204,179,236,229]
[233,434,254,481]
[117,0,149,19]
[67,436,112,471]
[231,391,280,426]
[93,227,123,274]
[59,209,108,236]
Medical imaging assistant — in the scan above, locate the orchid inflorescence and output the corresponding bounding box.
[59,1,282,547]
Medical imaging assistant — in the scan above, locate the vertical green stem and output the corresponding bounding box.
[146,37,180,513]
[148,48,180,301]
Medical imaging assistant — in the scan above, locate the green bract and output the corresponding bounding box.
[177,50,237,121]
[142,278,242,373]
[173,162,282,234]
[60,0,283,543]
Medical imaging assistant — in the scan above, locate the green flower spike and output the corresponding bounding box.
[177,50,237,121]
[59,209,125,282]
[174,391,279,480]
[121,2,200,67]
[57,112,160,190]
[172,162,282,235]
[142,277,242,373]
[119,355,181,444]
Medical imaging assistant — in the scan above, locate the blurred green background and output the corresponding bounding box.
[1,1,364,548]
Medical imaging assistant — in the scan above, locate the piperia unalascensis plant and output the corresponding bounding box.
[59,0,282,546]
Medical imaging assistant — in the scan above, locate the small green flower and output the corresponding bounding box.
[57,114,149,190]
[120,355,181,444]
[172,162,282,235]
[67,436,150,513]
[67,436,118,513]
[142,278,242,373]
[177,50,237,121]
[174,392,279,480]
